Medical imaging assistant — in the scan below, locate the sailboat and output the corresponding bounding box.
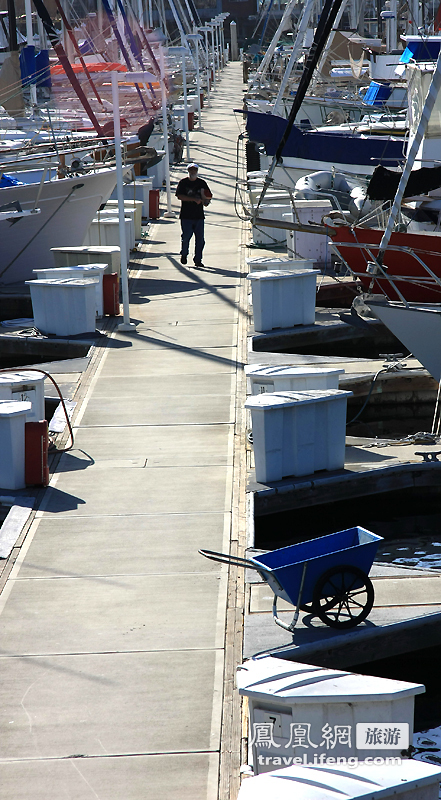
[330,55,441,304]
[347,51,441,382]
[0,166,119,284]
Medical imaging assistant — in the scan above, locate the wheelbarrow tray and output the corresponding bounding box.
[251,526,382,607]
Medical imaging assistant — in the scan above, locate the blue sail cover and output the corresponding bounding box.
[363,81,392,106]
[246,110,405,167]
[0,175,24,187]
[400,40,441,63]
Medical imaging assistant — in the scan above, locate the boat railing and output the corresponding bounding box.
[356,200,394,230]
[329,235,441,306]
[0,137,137,177]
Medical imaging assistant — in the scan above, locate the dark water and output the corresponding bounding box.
[413,726,441,797]
[254,486,441,561]
[280,338,408,360]
[255,486,441,739]
[377,536,441,570]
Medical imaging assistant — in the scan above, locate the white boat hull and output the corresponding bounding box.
[366,298,441,382]
[0,167,118,285]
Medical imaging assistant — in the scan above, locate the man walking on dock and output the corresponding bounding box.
[176,163,212,268]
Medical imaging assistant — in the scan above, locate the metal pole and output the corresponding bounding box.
[273,0,317,114]
[158,48,173,215]
[210,24,216,88]
[253,0,297,82]
[220,14,228,64]
[24,0,37,105]
[111,71,136,331]
[182,53,190,160]
[167,0,189,48]
[221,21,226,65]
[200,26,211,106]
[230,20,238,61]
[137,0,143,26]
[169,46,190,160]
[214,21,220,75]
[195,37,201,125]
[188,33,202,127]
[377,53,441,264]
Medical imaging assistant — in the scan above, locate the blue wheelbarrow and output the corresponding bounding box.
[200,526,382,632]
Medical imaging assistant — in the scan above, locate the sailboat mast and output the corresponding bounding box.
[7,0,18,51]
[256,0,346,210]
[376,51,441,265]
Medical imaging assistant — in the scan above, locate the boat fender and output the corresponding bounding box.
[348,186,372,217]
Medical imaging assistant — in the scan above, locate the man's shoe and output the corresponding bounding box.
[193,261,204,268]
[180,255,187,265]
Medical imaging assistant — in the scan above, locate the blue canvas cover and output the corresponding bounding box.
[246,110,404,166]
[400,40,441,62]
[363,81,392,106]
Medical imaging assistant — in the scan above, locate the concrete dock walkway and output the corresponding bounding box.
[0,63,247,800]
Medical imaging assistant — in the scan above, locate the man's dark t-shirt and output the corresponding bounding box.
[176,176,210,219]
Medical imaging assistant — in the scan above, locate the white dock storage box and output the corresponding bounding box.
[83,218,131,260]
[245,365,344,394]
[0,372,45,422]
[245,389,351,482]
[51,246,121,277]
[0,400,32,489]
[237,760,441,799]
[252,205,292,245]
[246,256,315,272]
[248,270,317,332]
[104,200,143,239]
[237,655,425,773]
[90,210,136,250]
[26,278,97,336]
[96,207,136,243]
[35,266,85,280]
[286,200,332,263]
[34,265,106,318]
[109,179,153,215]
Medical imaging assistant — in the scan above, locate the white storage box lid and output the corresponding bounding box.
[0,400,32,416]
[0,371,44,387]
[247,269,316,282]
[245,390,352,410]
[26,278,98,287]
[34,267,85,276]
[92,216,131,222]
[51,246,120,254]
[236,656,425,704]
[244,365,345,379]
[237,761,441,800]
[78,264,107,274]
[246,257,315,268]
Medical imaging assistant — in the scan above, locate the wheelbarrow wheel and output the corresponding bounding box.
[312,565,374,629]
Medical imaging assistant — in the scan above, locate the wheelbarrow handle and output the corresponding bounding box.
[199,549,269,573]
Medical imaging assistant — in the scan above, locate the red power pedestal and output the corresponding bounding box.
[25,421,49,486]
[188,111,194,131]
[103,273,120,315]
[200,92,204,109]
[149,188,160,219]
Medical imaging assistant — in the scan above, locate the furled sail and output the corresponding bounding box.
[0,51,25,116]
